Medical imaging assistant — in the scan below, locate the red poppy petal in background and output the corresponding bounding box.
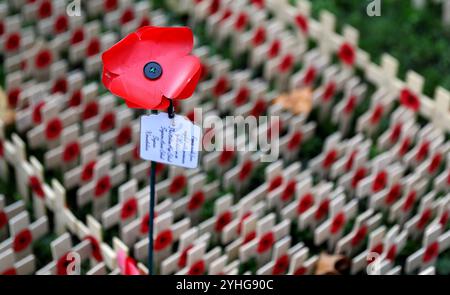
[0,211,8,229]
[84,236,103,262]
[121,198,138,220]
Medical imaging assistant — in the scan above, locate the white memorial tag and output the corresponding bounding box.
[139,113,201,169]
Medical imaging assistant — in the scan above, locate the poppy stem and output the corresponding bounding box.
[168,99,175,118]
[148,160,156,275]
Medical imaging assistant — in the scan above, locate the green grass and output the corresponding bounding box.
[308,0,450,97]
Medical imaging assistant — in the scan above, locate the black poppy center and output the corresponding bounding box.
[143,62,162,80]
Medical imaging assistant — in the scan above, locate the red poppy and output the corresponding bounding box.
[252,27,266,46]
[168,175,187,194]
[268,175,283,192]
[344,150,357,171]
[243,231,257,244]
[52,78,68,94]
[323,81,336,101]
[154,229,173,251]
[234,87,249,106]
[268,40,281,58]
[102,26,201,110]
[234,12,248,31]
[0,211,7,229]
[68,90,82,107]
[344,95,357,114]
[295,14,308,34]
[351,167,367,189]
[82,101,99,120]
[439,211,449,228]
[219,8,232,23]
[330,212,346,234]
[29,176,45,199]
[99,112,115,132]
[371,244,384,256]
[45,118,63,140]
[250,99,267,117]
[294,266,307,275]
[13,229,33,252]
[416,208,432,230]
[428,153,442,174]
[62,141,80,163]
[104,0,118,11]
[218,149,234,166]
[213,77,229,97]
[398,137,411,156]
[281,180,296,202]
[54,15,68,33]
[297,193,314,214]
[188,260,205,275]
[84,236,103,261]
[237,211,252,235]
[120,8,135,25]
[35,49,53,69]
[389,123,402,143]
[121,198,138,220]
[288,131,303,151]
[187,191,205,211]
[38,0,52,19]
[32,101,45,124]
[400,88,420,112]
[351,225,368,246]
[5,33,21,52]
[416,141,430,162]
[7,88,20,108]
[87,38,100,56]
[402,190,417,212]
[94,175,111,198]
[81,161,96,182]
[257,231,275,254]
[314,199,330,220]
[272,254,289,275]
[238,160,254,181]
[279,54,294,73]
[370,104,384,124]
[385,183,402,205]
[71,28,84,44]
[178,245,193,268]
[1,268,17,275]
[303,66,316,85]
[252,0,264,9]
[215,211,232,232]
[322,149,338,168]
[423,242,439,263]
[139,17,151,28]
[116,126,132,146]
[338,42,355,66]
[372,170,387,192]
[386,244,397,261]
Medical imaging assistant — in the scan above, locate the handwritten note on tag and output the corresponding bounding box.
[140,112,201,169]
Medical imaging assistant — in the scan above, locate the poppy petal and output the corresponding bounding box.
[159,55,201,99]
[138,26,194,57]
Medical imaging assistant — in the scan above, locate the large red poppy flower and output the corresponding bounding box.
[154,229,173,251]
[314,199,330,220]
[385,183,402,205]
[338,42,356,66]
[13,229,33,252]
[102,26,201,110]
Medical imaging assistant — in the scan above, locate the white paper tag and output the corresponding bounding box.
[139,112,201,169]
